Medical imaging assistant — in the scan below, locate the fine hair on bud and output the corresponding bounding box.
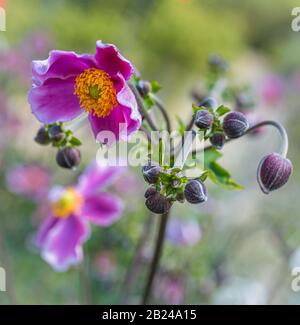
[184,179,208,204]
[34,126,51,145]
[142,164,162,184]
[144,187,172,214]
[223,111,249,138]
[56,147,81,169]
[257,152,293,194]
[195,110,213,130]
[210,133,225,150]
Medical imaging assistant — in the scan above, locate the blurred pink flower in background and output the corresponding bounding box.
[0,32,53,85]
[6,164,51,200]
[166,218,202,247]
[243,111,265,136]
[94,250,117,279]
[154,273,185,305]
[36,162,124,271]
[260,74,284,106]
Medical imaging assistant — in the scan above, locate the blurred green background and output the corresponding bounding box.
[0,0,300,304]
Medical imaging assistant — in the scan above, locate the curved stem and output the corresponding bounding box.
[141,209,171,304]
[193,120,289,156]
[150,94,172,133]
[128,82,158,131]
[247,120,288,157]
[120,213,154,304]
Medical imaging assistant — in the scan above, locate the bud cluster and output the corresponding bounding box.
[142,164,208,214]
[193,105,249,150]
[34,123,82,169]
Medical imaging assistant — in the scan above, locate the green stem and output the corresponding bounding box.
[141,209,171,304]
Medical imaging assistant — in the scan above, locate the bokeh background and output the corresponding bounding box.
[0,0,300,304]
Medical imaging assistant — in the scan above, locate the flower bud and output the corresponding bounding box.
[209,133,225,150]
[199,96,218,110]
[142,164,162,184]
[48,125,64,142]
[56,147,81,169]
[145,187,172,214]
[136,80,152,97]
[257,153,293,194]
[208,54,228,72]
[195,110,213,130]
[34,126,51,145]
[223,112,249,138]
[184,180,207,204]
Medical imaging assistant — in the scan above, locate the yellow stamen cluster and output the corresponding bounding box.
[52,188,83,218]
[74,68,118,118]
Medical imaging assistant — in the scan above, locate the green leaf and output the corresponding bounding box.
[192,104,207,114]
[69,137,82,146]
[144,96,155,109]
[176,115,186,135]
[198,170,209,182]
[216,105,231,117]
[203,148,222,167]
[150,80,161,93]
[207,162,243,190]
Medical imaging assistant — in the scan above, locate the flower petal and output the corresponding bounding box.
[38,215,90,272]
[82,193,123,227]
[95,41,134,80]
[36,214,59,248]
[76,162,124,196]
[28,77,82,123]
[89,74,141,142]
[32,50,95,86]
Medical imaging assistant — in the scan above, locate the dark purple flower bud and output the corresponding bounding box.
[223,112,249,138]
[257,153,293,194]
[209,133,225,150]
[142,164,162,184]
[136,80,152,97]
[34,126,51,145]
[208,54,228,72]
[56,147,81,169]
[145,187,172,214]
[195,110,213,130]
[184,180,207,204]
[48,125,64,141]
[199,96,218,110]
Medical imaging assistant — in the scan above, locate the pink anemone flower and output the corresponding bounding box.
[6,164,51,200]
[36,162,124,272]
[28,41,141,143]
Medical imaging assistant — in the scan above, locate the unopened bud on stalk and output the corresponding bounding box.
[184,180,208,204]
[34,126,51,145]
[199,97,218,110]
[136,80,152,97]
[48,125,64,142]
[210,133,225,150]
[144,187,172,214]
[195,110,213,130]
[257,153,292,194]
[142,164,162,184]
[56,147,81,169]
[223,112,249,138]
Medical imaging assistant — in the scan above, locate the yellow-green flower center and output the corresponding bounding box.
[51,188,83,218]
[74,68,118,118]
